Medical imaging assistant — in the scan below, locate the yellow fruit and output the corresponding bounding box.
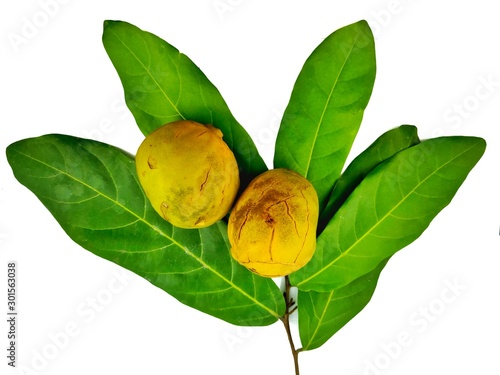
[135,120,239,229]
[228,168,318,277]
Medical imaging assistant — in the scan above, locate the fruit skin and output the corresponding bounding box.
[228,168,319,277]
[135,120,240,229]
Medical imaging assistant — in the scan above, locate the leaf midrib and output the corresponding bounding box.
[11,146,280,320]
[298,141,479,288]
[303,33,359,180]
[302,290,335,351]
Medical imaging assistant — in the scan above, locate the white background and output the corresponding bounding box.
[1,1,499,374]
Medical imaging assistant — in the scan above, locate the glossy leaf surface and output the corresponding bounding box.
[298,259,387,351]
[274,20,376,210]
[6,134,285,325]
[291,136,486,291]
[319,125,420,232]
[102,20,267,187]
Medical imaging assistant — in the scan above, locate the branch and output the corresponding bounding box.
[281,275,301,375]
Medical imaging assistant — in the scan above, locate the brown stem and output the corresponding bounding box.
[281,275,301,375]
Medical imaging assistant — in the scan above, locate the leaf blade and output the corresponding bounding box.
[274,20,376,209]
[298,259,387,351]
[6,134,285,325]
[291,136,486,291]
[102,20,267,187]
[319,125,420,232]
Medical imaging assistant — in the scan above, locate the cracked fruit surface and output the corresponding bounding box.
[135,120,240,229]
[228,168,319,277]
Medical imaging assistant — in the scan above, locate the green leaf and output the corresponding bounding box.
[102,20,267,187]
[298,258,388,351]
[6,134,285,326]
[274,20,376,210]
[319,125,420,232]
[291,136,486,291]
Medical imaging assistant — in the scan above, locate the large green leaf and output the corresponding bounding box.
[298,259,388,351]
[274,20,376,210]
[291,136,486,291]
[6,134,285,325]
[102,20,267,187]
[319,125,420,232]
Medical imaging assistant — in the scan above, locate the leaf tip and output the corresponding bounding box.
[478,136,487,151]
[351,19,372,34]
[357,19,370,27]
[102,20,128,34]
[103,19,118,29]
[102,19,112,31]
[5,139,21,165]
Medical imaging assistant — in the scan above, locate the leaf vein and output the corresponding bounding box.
[299,142,479,287]
[12,147,279,319]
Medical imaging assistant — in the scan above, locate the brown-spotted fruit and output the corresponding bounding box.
[135,120,239,229]
[228,168,318,277]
